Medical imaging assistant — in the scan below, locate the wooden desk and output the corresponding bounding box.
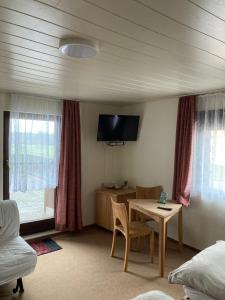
[128,199,183,277]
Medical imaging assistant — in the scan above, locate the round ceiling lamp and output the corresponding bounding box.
[59,37,98,58]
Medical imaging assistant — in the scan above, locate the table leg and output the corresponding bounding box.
[129,205,132,223]
[178,207,183,251]
[129,205,133,250]
[159,218,166,277]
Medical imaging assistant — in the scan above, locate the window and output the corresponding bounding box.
[8,112,61,223]
[191,95,225,201]
[210,130,225,191]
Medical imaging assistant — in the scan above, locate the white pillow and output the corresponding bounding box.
[132,290,174,300]
[168,240,225,300]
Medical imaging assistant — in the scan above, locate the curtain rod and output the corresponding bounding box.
[179,87,225,98]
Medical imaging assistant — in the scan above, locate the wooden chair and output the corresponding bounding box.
[110,199,154,272]
[136,185,163,200]
[136,186,163,223]
[136,185,163,248]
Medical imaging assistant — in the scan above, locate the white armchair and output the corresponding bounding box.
[0,200,37,293]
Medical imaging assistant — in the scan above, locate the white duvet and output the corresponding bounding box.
[0,236,37,285]
[168,240,225,300]
[0,200,37,286]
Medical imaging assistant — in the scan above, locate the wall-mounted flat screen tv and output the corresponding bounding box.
[97,114,140,141]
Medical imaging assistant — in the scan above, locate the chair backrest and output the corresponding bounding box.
[0,200,20,241]
[136,185,163,199]
[111,199,128,233]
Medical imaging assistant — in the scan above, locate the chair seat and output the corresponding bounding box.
[116,221,152,238]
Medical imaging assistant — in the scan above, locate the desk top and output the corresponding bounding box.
[128,199,182,218]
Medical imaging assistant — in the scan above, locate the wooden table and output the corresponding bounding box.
[128,199,183,277]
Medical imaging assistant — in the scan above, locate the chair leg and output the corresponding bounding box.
[137,215,144,252]
[150,231,154,263]
[111,229,117,257]
[123,237,130,272]
[13,278,24,294]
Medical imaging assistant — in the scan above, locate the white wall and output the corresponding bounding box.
[120,98,225,250]
[121,99,177,193]
[80,102,123,225]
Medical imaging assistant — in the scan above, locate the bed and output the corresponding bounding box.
[168,240,225,300]
[183,286,215,300]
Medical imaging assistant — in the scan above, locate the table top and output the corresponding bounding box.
[127,199,182,218]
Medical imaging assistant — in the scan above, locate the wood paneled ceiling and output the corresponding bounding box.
[1,0,225,102]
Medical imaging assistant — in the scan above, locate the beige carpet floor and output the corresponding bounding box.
[0,226,196,300]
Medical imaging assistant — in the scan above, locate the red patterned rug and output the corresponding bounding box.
[29,238,62,256]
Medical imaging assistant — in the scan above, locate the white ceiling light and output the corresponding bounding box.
[59,37,98,58]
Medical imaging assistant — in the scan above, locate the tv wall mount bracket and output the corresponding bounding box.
[106,141,126,146]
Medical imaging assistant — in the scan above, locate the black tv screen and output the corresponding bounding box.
[97,114,140,141]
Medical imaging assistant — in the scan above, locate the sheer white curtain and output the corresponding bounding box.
[192,93,225,201]
[8,94,62,193]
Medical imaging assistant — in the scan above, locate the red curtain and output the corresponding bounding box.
[55,100,82,231]
[172,96,196,207]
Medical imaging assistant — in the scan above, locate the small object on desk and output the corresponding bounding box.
[102,181,129,190]
[159,191,168,204]
[157,206,172,211]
